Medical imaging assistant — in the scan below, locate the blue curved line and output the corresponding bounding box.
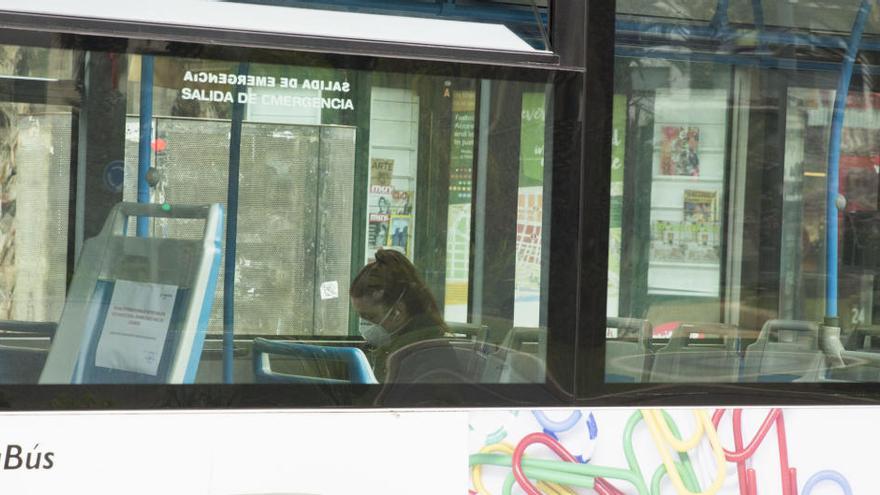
[532,410,582,433]
[587,412,598,440]
[826,0,873,319]
[136,55,154,237]
[801,470,853,495]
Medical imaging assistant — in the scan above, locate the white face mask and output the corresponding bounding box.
[359,318,393,347]
[358,288,407,347]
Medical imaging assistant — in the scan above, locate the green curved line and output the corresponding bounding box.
[651,461,698,495]
[659,410,701,491]
[471,408,708,495]
[470,454,643,495]
[651,464,667,495]
[624,410,702,494]
[622,410,651,494]
[501,470,594,495]
[486,427,508,446]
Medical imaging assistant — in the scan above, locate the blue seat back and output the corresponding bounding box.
[252,337,377,384]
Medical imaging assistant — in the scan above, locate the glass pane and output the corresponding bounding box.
[444,90,475,324]
[609,0,880,383]
[0,44,74,80]
[3,37,569,388]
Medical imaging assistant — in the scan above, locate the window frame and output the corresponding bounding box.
[0,11,587,410]
[576,2,880,407]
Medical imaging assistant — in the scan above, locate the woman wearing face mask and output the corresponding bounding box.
[350,248,454,381]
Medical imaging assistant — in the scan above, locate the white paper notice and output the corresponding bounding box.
[95,280,178,375]
[319,280,339,300]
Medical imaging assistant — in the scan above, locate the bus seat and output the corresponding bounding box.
[499,328,547,382]
[844,324,880,352]
[605,316,652,383]
[38,202,224,384]
[605,342,642,382]
[835,351,880,381]
[0,320,55,383]
[0,320,58,338]
[649,322,740,383]
[832,325,880,381]
[384,338,544,383]
[742,319,824,382]
[0,345,48,384]
[445,322,489,342]
[499,349,545,382]
[501,326,546,357]
[251,338,377,384]
[384,338,469,383]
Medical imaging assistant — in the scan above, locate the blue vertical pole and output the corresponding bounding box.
[750,0,767,52]
[137,55,154,237]
[750,0,765,31]
[710,0,730,32]
[826,0,873,321]
[223,62,248,384]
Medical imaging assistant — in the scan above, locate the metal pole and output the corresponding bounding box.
[223,62,248,384]
[825,0,872,322]
[136,55,154,237]
[710,0,729,32]
[470,79,491,325]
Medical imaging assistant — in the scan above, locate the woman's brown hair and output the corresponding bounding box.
[350,249,446,330]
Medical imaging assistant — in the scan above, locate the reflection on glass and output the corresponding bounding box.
[0,39,554,386]
[608,1,880,383]
[0,44,74,80]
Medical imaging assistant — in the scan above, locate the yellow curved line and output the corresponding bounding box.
[648,409,706,451]
[470,442,576,495]
[472,443,515,495]
[641,409,727,495]
[555,485,577,495]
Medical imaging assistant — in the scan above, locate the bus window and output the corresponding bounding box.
[0,34,580,398]
[609,1,880,384]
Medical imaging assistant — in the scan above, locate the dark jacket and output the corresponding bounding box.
[371,313,451,382]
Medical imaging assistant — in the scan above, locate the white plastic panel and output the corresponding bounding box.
[0,0,542,53]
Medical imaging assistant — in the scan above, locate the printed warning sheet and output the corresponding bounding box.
[95,280,178,375]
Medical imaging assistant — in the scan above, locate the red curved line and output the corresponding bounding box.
[512,432,579,495]
[713,408,782,461]
[746,469,757,495]
[595,477,626,495]
[511,432,622,495]
[714,408,795,495]
[734,411,749,495]
[776,414,793,495]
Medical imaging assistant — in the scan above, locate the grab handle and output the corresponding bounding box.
[101,202,222,237]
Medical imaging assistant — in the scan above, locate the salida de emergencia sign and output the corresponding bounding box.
[179,71,354,110]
